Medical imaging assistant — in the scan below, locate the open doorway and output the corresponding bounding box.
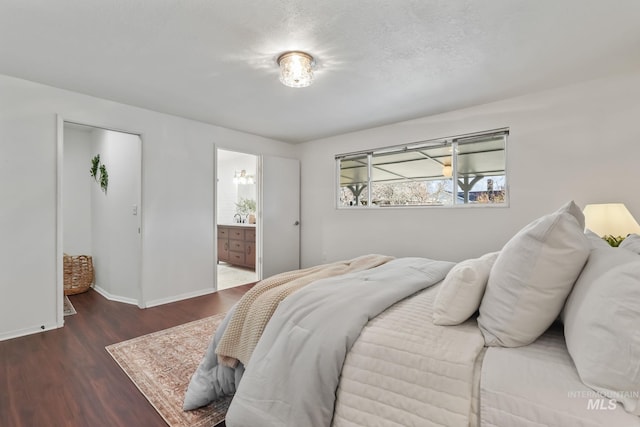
[58,120,142,323]
[216,149,259,290]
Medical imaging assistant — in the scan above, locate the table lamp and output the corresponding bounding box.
[583,203,640,246]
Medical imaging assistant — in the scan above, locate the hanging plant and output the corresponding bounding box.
[99,164,109,194]
[90,154,109,194]
[90,154,100,181]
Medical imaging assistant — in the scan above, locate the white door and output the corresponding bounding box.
[259,155,300,279]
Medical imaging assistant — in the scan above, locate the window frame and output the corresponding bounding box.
[335,128,509,209]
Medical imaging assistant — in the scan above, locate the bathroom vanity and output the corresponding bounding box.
[217,224,256,269]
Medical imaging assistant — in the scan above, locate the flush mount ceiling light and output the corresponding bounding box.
[277,51,315,88]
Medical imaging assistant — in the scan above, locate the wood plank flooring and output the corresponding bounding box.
[0,286,251,427]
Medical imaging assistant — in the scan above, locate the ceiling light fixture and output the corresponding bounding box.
[442,161,453,178]
[277,51,315,88]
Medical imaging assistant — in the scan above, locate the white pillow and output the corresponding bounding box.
[433,252,499,326]
[478,201,590,347]
[620,233,640,254]
[584,229,610,249]
[562,247,640,415]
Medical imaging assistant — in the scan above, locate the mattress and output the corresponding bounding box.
[332,284,487,427]
[480,323,640,427]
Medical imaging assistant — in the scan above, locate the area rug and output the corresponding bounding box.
[106,313,231,427]
[63,296,76,316]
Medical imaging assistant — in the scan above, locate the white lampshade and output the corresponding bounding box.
[583,203,640,237]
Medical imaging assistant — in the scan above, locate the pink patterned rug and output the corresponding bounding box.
[106,314,231,427]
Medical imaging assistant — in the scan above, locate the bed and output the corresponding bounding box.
[184,201,640,426]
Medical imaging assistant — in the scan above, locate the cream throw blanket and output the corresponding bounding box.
[215,254,394,368]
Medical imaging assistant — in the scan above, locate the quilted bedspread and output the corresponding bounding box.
[332,281,486,427]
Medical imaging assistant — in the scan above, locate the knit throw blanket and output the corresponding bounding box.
[215,254,394,368]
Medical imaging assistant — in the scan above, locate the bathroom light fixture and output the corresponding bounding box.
[277,51,315,88]
[233,170,254,185]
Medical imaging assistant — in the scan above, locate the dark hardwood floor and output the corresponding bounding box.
[0,285,252,427]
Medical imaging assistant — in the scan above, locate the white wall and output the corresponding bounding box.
[0,73,296,341]
[63,126,92,255]
[298,72,640,267]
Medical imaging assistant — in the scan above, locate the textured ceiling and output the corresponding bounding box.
[1,1,639,143]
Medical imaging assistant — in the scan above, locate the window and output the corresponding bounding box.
[337,129,508,208]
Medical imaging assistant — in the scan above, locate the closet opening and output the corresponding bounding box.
[56,119,142,325]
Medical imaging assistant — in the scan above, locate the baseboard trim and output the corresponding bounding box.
[144,288,217,309]
[93,286,139,306]
[0,322,60,342]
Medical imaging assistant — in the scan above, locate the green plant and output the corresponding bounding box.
[99,164,108,194]
[235,198,256,216]
[603,235,625,247]
[90,154,109,194]
[90,155,100,181]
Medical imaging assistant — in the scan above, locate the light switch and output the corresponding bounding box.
[132,204,138,215]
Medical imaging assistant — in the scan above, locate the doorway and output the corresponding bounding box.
[216,149,259,290]
[57,120,142,324]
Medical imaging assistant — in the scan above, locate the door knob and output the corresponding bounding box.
[294,221,300,226]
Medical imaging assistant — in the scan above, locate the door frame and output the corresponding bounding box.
[55,115,144,327]
[212,150,301,289]
[214,147,262,290]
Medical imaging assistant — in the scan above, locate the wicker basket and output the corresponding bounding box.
[63,254,94,295]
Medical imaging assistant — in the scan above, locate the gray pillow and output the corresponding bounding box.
[478,201,590,347]
[562,247,640,415]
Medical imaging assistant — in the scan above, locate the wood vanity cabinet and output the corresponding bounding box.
[217,225,256,269]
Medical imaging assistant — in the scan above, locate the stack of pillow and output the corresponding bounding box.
[433,200,640,416]
[562,232,640,416]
